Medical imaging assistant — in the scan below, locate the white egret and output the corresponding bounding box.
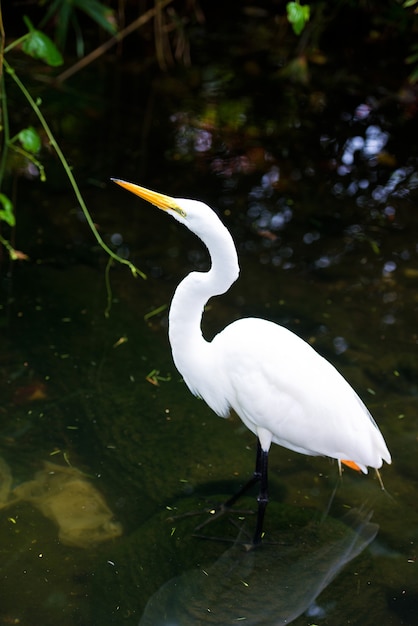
[113,179,391,544]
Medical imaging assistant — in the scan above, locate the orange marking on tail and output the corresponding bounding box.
[341,459,362,472]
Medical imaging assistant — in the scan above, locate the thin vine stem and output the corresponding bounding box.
[4,34,30,54]
[0,73,10,187]
[2,57,146,280]
[0,232,16,258]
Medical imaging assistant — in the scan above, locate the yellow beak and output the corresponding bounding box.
[112,179,185,217]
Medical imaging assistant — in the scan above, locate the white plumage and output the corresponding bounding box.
[113,179,391,542]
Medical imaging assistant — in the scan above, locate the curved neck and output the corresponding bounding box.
[168,218,239,374]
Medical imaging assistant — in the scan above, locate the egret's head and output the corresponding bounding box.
[112,179,188,219]
[112,178,239,292]
[111,179,223,237]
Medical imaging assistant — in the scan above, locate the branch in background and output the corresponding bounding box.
[54,0,174,83]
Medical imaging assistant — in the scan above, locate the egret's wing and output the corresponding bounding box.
[214,318,390,469]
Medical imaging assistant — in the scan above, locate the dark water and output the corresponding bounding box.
[1,7,418,625]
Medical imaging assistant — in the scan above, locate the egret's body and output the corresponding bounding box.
[113,179,391,543]
[203,318,388,470]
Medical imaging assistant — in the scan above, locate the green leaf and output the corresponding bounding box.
[408,65,418,83]
[286,2,311,36]
[55,2,73,51]
[405,51,418,64]
[22,17,64,66]
[18,127,42,154]
[74,0,117,36]
[0,194,16,227]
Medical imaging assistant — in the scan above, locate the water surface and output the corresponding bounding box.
[1,6,417,624]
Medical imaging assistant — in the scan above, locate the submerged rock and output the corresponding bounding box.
[0,459,122,548]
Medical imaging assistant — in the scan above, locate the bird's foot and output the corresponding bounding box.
[193,517,279,550]
[193,516,257,548]
[193,502,254,532]
[166,498,256,546]
[166,498,253,525]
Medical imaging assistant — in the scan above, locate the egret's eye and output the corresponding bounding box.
[170,202,186,217]
[175,207,187,218]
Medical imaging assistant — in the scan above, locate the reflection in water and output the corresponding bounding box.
[139,509,378,625]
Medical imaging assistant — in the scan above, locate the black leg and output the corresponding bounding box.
[253,446,269,545]
[225,439,270,544]
[223,439,264,509]
[194,439,270,544]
